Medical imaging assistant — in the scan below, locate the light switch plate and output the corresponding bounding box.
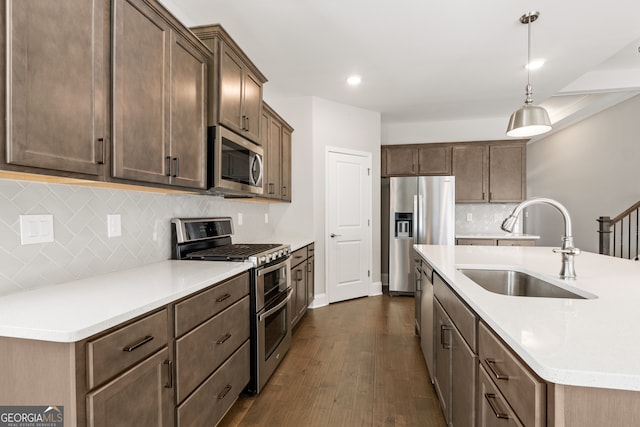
[237,213,243,226]
[264,213,269,224]
[107,214,122,237]
[20,214,54,245]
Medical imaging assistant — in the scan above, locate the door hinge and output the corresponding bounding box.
[367,168,370,176]
[368,219,370,226]
[368,270,370,277]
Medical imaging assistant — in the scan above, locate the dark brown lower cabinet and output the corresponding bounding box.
[478,365,523,427]
[434,299,477,426]
[87,348,173,427]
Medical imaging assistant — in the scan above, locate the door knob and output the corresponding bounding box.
[330,233,342,238]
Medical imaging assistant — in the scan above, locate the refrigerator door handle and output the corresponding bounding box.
[413,195,418,244]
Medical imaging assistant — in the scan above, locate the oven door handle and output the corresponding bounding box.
[258,257,290,277]
[258,288,293,322]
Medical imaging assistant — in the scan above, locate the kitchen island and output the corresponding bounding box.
[415,244,640,426]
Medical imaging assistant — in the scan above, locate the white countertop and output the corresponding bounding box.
[456,233,540,240]
[414,244,640,391]
[0,260,252,342]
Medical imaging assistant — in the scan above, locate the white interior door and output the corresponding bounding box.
[327,149,372,303]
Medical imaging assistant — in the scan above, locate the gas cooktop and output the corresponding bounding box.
[171,218,290,267]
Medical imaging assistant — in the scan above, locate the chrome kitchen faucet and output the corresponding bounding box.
[501,197,580,279]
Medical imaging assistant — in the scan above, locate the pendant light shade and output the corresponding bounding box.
[506,103,552,137]
[506,12,552,137]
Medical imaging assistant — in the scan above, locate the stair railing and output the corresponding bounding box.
[598,201,640,260]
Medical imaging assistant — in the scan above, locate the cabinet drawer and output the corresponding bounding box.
[479,322,545,427]
[174,272,249,337]
[456,238,497,246]
[87,309,168,389]
[478,364,523,427]
[291,247,307,266]
[497,239,536,247]
[175,296,250,403]
[433,273,477,351]
[177,340,250,427]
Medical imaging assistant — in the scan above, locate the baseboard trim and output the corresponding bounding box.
[308,293,329,309]
[369,281,383,296]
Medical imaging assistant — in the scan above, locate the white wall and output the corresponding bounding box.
[526,94,640,252]
[382,116,509,145]
[260,89,382,304]
[310,97,382,303]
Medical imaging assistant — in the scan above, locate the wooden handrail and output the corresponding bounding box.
[612,201,640,223]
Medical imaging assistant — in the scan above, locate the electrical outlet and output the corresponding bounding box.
[265,213,269,224]
[466,213,473,222]
[20,214,54,245]
[107,214,122,237]
[237,213,243,226]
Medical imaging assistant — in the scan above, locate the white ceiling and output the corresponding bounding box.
[160,0,640,129]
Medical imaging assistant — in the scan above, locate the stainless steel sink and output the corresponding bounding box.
[458,268,587,299]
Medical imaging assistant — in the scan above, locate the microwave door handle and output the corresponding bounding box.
[258,288,293,322]
[251,154,263,186]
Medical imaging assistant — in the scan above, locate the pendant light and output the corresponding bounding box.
[506,11,552,137]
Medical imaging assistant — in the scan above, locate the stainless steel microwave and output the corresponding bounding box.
[208,126,263,195]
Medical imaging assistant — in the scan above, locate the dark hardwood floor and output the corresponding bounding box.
[218,295,446,427]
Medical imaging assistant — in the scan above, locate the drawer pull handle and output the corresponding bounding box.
[216,293,232,303]
[218,384,232,400]
[486,358,509,380]
[122,335,154,352]
[164,360,173,389]
[216,333,232,345]
[485,393,509,419]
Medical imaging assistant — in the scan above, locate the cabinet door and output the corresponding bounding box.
[489,145,526,202]
[478,366,523,427]
[451,321,477,427]
[281,127,292,201]
[292,262,307,325]
[169,32,207,189]
[385,146,417,176]
[418,145,451,175]
[219,45,244,134]
[434,300,452,424]
[266,116,282,199]
[112,0,170,184]
[452,145,488,202]
[420,266,434,381]
[6,0,107,176]
[87,348,173,427]
[307,255,315,307]
[242,71,263,143]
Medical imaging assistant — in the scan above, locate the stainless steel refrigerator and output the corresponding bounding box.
[388,176,455,294]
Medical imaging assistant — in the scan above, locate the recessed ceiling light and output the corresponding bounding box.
[525,59,545,70]
[347,75,362,86]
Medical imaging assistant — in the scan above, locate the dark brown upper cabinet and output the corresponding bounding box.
[3,0,109,178]
[191,25,267,145]
[111,0,209,189]
[383,144,452,177]
[261,102,293,202]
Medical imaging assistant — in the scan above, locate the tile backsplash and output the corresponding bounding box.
[0,178,272,296]
[455,203,522,235]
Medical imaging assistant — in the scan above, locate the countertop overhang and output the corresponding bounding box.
[414,244,640,391]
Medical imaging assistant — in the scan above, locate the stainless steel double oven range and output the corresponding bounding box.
[171,217,292,394]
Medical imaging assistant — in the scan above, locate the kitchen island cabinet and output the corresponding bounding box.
[414,244,640,426]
